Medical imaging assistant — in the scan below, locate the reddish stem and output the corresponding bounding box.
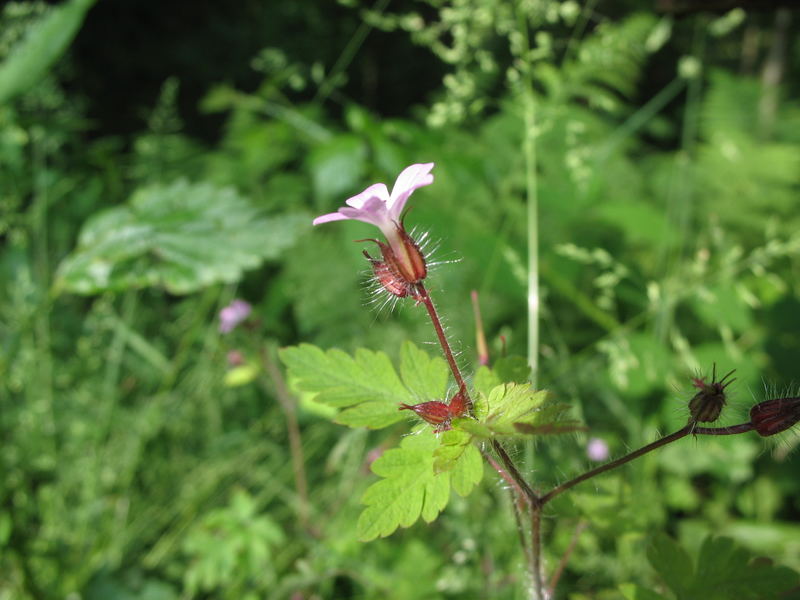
[416,283,469,403]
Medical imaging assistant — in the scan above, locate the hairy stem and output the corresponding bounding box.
[539,422,754,506]
[492,441,538,504]
[416,284,468,398]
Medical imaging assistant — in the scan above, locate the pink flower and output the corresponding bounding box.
[586,437,610,462]
[313,163,435,297]
[219,299,252,333]
[313,163,434,235]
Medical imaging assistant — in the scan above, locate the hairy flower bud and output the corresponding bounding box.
[447,385,469,418]
[389,224,428,284]
[399,387,470,432]
[361,228,427,299]
[688,365,735,423]
[399,400,451,431]
[749,397,800,437]
[363,250,412,298]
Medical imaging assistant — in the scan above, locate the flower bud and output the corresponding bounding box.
[361,228,427,299]
[688,365,735,423]
[447,385,469,418]
[363,251,412,298]
[388,224,427,284]
[749,397,800,437]
[399,387,470,432]
[399,400,452,431]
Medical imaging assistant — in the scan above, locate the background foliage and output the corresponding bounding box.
[1,0,799,598]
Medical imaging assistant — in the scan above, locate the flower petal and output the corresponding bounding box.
[388,163,434,218]
[344,183,390,209]
[312,211,350,226]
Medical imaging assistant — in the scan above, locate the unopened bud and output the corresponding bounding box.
[399,386,471,432]
[688,365,735,423]
[399,400,451,431]
[749,397,800,436]
[361,227,427,299]
[363,250,412,298]
[389,225,427,284]
[447,385,469,418]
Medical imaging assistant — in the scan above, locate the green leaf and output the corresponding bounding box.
[0,0,96,105]
[223,363,260,387]
[690,536,798,599]
[475,383,583,437]
[473,366,501,399]
[647,532,694,599]
[647,534,799,600]
[399,340,449,400]
[281,343,441,429]
[433,429,471,474]
[618,583,669,600]
[493,355,531,383]
[449,441,483,497]
[308,134,367,203]
[357,430,482,541]
[56,179,306,295]
[472,366,500,420]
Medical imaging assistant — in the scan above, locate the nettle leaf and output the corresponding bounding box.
[56,179,307,295]
[459,383,582,438]
[647,534,799,600]
[280,343,449,429]
[357,429,482,541]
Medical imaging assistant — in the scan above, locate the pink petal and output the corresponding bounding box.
[345,183,390,210]
[312,212,350,226]
[388,163,434,218]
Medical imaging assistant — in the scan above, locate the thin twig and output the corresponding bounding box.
[531,505,544,599]
[261,345,311,530]
[548,520,587,596]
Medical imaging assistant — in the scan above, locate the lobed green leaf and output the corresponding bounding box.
[399,341,449,400]
[357,430,482,541]
[647,534,799,600]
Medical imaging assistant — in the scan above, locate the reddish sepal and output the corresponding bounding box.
[749,397,800,436]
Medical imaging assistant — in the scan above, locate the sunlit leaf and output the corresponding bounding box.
[281,344,408,429]
[357,429,482,541]
[55,179,307,295]
[399,340,450,400]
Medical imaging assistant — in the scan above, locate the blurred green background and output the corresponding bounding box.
[2,0,799,598]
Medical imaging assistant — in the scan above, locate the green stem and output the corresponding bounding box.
[531,506,544,599]
[261,345,310,530]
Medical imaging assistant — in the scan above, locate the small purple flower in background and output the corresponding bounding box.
[219,299,251,334]
[586,437,610,462]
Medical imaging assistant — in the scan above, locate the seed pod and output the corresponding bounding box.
[688,364,735,423]
[749,397,800,436]
[399,400,451,431]
[447,385,469,418]
[363,250,411,298]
